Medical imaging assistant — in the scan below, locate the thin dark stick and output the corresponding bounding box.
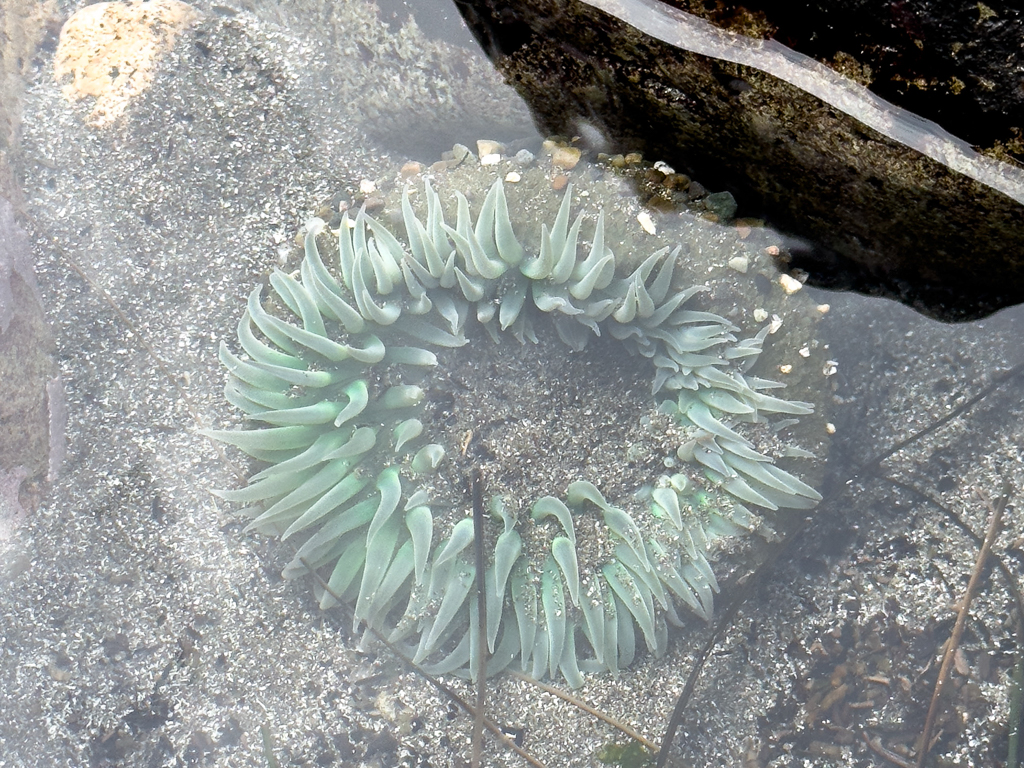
[859,362,1024,473]
[915,482,1009,768]
[510,671,658,753]
[1008,653,1024,768]
[656,573,752,767]
[297,553,546,768]
[878,474,1024,767]
[880,476,1024,620]
[862,731,916,768]
[471,467,489,768]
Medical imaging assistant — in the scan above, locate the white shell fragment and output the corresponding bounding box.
[779,273,803,294]
[637,210,657,234]
[728,256,749,273]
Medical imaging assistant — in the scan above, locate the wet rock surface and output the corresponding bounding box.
[454,0,1024,321]
[699,0,1024,156]
[0,199,56,535]
[0,0,1021,766]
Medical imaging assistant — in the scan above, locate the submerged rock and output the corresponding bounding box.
[210,151,834,686]
[4,0,834,763]
[0,199,55,487]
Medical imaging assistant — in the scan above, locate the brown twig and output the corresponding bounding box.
[878,475,1024,767]
[655,534,789,767]
[39,208,536,765]
[859,362,1024,473]
[862,731,916,768]
[298,553,546,768]
[471,467,489,768]
[914,482,1010,768]
[880,476,1024,620]
[510,670,658,753]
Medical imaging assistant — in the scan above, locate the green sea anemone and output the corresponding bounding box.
[207,178,821,687]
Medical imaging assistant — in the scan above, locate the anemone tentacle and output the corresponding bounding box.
[208,179,821,686]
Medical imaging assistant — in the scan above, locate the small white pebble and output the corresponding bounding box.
[637,211,657,235]
[653,160,675,174]
[825,422,837,435]
[817,303,831,314]
[359,179,376,195]
[823,360,839,376]
[798,346,810,358]
[779,364,793,374]
[768,314,783,334]
[481,153,502,166]
[728,256,749,273]
[504,171,521,183]
[779,274,803,294]
[753,308,768,322]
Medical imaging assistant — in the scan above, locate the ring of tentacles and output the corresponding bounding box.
[207,179,821,687]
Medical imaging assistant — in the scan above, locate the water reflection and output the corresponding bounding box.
[454,0,1024,321]
[0,0,1021,766]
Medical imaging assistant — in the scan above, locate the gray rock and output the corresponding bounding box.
[0,199,40,336]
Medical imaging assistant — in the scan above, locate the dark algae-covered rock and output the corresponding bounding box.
[454,0,1024,321]
[703,0,1024,156]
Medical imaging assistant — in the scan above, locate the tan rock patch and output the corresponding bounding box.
[54,0,198,127]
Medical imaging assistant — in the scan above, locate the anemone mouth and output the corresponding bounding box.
[207,178,822,687]
[417,320,667,522]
